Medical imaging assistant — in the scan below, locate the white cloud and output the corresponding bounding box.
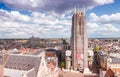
[94,0,114,5]
[90,13,120,24]
[101,24,119,33]
[0,9,31,22]
[89,13,99,22]
[0,9,71,38]
[87,23,99,33]
[87,23,120,36]
[0,0,115,13]
[88,12,120,37]
[1,8,120,38]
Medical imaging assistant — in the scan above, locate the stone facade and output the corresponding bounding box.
[0,65,3,77]
[71,9,88,71]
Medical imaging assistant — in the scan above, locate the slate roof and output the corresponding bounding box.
[111,57,120,63]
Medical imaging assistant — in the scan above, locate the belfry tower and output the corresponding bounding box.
[71,8,89,72]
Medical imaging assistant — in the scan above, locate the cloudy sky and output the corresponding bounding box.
[0,0,120,38]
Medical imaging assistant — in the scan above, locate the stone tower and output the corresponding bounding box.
[71,8,89,72]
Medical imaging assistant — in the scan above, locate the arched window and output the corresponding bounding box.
[79,22,82,35]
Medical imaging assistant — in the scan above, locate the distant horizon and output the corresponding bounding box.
[0,37,120,40]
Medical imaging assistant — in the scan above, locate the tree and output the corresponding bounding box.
[93,46,100,53]
[61,61,65,68]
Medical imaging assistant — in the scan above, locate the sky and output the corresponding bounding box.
[0,0,120,38]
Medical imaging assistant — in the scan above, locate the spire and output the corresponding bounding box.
[74,6,77,14]
[82,5,86,15]
[77,0,80,11]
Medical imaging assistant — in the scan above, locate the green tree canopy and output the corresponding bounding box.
[61,61,65,68]
[93,46,100,53]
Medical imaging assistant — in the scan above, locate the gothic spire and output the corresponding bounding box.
[74,6,77,14]
[82,5,86,15]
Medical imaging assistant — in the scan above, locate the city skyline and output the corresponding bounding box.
[0,0,120,38]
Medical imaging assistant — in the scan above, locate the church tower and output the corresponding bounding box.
[71,8,89,72]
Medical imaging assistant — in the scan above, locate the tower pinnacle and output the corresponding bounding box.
[82,6,86,15]
[74,6,77,14]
